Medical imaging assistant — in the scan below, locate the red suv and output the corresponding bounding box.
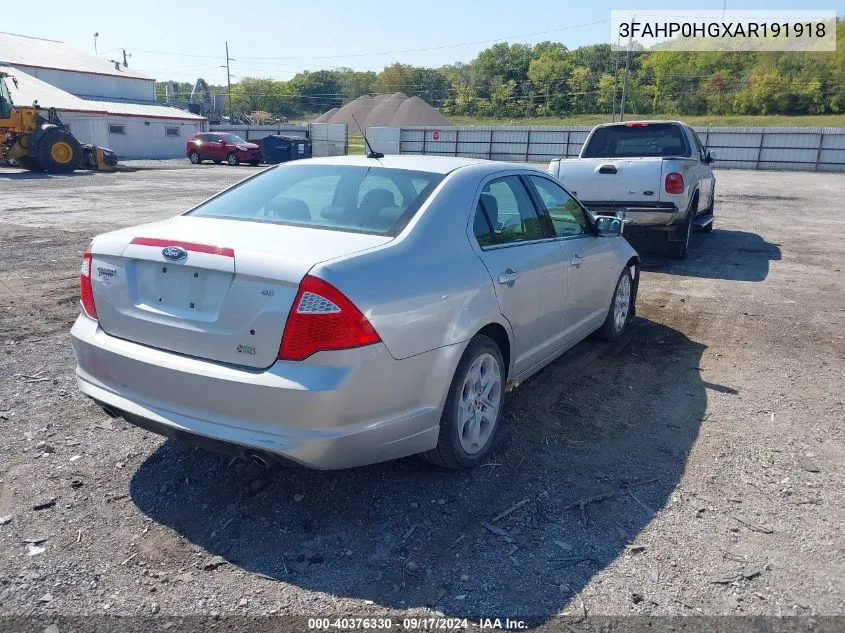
[186,133,261,166]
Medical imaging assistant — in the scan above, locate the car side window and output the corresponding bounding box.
[527,176,589,238]
[475,176,545,247]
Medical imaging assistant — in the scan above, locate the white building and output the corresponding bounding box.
[0,32,205,158]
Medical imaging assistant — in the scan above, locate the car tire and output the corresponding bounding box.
[597,268,634,342]
[189,151,201,164]
[667,198,695,260]
[420,334,505,470]
[227,153,240,166]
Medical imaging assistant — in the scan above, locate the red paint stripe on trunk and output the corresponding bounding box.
[130,237,234,258]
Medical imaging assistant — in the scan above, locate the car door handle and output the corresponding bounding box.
[570,254,583,267]
[497,269,521,284]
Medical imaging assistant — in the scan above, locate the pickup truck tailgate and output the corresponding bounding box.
[552,157,664,206]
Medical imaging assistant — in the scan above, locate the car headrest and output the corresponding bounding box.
[268,197,311,222]
[359,188,395,213]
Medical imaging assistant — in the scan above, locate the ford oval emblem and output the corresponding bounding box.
[162,246,187,261]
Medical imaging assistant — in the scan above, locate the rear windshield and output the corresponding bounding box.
[582,123,691,158]
[188,164,444,235]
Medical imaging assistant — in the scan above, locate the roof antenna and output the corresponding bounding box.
[351,113,384,159]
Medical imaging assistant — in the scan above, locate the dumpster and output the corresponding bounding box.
[261,135,312,164]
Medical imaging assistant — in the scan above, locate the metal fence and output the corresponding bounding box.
[369,125,845,172]
[209,123,347,157]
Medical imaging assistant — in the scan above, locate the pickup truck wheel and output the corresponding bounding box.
[420,334,505,470]
[667,202,694,260]
[597,268,633,341]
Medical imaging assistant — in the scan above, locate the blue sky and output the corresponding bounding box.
[20,0,842,84]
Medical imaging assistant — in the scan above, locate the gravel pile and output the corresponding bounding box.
[315,93,450,128]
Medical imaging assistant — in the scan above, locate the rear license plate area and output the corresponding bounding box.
[152,265,203,310]
[132,261,232,318]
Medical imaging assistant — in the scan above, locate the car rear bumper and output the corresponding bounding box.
[70,315,460,469]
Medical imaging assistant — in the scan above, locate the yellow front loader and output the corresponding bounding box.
[1,72,83,172]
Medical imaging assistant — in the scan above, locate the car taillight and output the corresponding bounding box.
[80,245,97,319]
[279,275,380,361]
[665,172,685,195]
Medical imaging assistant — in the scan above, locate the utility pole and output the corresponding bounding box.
[225,41,234,121]
[93,33,99,55]
[619,17,634,122]
[611,34,620,122]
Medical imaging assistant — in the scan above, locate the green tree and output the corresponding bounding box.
[568,66,592,113]
[527,46,571,114]
[288,70,343,113]
[409,67,451,107]
[376,63,414,94]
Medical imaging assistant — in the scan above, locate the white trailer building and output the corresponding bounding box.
[0,32,205,158]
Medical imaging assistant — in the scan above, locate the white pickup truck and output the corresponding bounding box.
[548,120,715,259]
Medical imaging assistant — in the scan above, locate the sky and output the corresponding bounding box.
[17,0,842,84]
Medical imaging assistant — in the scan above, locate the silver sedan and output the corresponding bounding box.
[71,155,639,470]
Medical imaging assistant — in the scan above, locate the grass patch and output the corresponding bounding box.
[446,114,845,127]
[348,136,366,155]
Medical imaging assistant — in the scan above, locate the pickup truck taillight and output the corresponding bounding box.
[664,172,684,195]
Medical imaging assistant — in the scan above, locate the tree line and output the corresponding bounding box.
[156,18,844,119]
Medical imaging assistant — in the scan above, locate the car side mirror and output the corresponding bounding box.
[595,216,623,236]
[705,150,715,164]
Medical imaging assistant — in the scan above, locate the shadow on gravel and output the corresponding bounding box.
[130,316,713,621]
[625,229,781,282]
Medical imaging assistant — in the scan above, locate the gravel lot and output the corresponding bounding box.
[0,163,843,625]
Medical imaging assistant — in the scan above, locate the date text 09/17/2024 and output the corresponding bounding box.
[307,617,528,630]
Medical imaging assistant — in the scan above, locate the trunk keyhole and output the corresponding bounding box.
[162,267,167,273]
[250,329,255,335]
[190,302,195,309]
[194,272,199,278]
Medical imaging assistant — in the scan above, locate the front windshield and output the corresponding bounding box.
[0,76,12,119]
[189,164,444,236]
[219,133,246,143]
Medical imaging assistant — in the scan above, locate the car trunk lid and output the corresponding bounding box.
[91,216,391,368]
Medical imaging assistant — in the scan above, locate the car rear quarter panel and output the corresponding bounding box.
[311,167,511,364]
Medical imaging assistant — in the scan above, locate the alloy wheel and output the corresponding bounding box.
[457,353,502,454]
[613,274,631,333]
